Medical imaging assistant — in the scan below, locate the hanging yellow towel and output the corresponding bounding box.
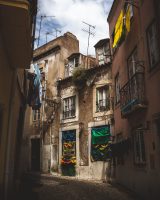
[126,5,131,33]
[113,10,124,48]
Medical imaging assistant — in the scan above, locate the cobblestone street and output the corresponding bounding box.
[18,174,142,200]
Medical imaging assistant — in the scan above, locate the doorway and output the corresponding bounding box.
[31,138,40,171]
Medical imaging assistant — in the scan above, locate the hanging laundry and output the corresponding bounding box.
[113,10,124,48]
[126,5,131,33]
[27,64,42,110]
[112,5,131,49]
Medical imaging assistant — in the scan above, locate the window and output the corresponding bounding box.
[147,21,160,69]
[65,57,80,77]
[127,49,138,101]
[133,130,146,165]
[33,110,40,121]
[96,86,110,112]
[128,48,138,78]
[115,73,120,104]
[98,54,104,65]
[63,96,76,119]
[104,45,111,64]
[74,57,79,68]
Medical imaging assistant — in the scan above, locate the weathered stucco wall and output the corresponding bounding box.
[108,0,160,199]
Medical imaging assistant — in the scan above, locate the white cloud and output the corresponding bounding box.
[36,0,113,56]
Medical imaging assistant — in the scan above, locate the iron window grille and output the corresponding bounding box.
[133,129,146,166]
[96,86,110,112]
[63,96,76,119]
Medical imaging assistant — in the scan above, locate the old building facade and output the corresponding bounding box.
[24,32,79,173]
[108,0,160,199]
[0,0,37,199]
[57,39,113,180]
[24,34,114,181]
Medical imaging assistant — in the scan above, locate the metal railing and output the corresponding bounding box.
[96,98,113,112]
[63,109,76,119]
[120,70,146,115]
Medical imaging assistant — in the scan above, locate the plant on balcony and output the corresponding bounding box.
[72,67,87,89]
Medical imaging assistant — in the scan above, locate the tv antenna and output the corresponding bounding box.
[45,29,61,43]
[37,15,55,47]
[82,21,95,56]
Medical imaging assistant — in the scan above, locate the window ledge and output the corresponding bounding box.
[62,116,76,120]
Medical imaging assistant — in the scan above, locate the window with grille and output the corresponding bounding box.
[96,86,110,112]
[133,130,146,165]
[128,48,138,79]
[147,20,160,69]
[63,96,76,119]
[115,73,120,104]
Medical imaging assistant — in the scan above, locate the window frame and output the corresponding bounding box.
[133,129,146,166]
[96,86,110,112]
[63,96,76,119]
[127,47,138,79]
[115,73,120,104]
[146,20,160,71]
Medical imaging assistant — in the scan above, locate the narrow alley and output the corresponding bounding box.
[1,0,160,200]
[18,174,141,200]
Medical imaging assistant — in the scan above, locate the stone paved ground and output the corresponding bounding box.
[18,174,142,200]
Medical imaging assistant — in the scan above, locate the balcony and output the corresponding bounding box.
[63,109,76,119]
[120,68,147,117]
[96,98,114,113]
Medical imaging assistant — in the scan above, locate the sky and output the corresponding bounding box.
[35,0,114,56]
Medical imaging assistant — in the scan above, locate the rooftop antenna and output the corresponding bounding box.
[82,21,95,56]
[54,28,61,38]
[37,15,55,47]
[45,29,61,43]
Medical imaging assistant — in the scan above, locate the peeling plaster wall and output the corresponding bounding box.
[58,65,112,181]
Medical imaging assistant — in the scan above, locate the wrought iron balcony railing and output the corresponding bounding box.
[63,109,76,119]
[96,98,114,112]
[120,70,147,117]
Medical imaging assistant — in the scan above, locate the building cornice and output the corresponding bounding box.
[0,0,29,10]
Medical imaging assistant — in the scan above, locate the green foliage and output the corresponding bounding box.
[72,67,87,89]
